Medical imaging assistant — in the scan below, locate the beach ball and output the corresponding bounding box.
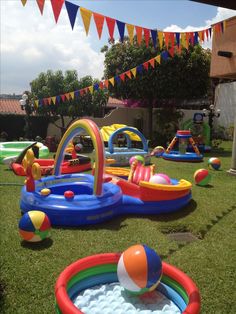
[149,173,172,185]
[153,146,165,157]
[19,211,51,242]
[75,143,83,152]
[117,244,162,295]
[208,157,221,170]
[129,155,145,166]
[194,169,211,186]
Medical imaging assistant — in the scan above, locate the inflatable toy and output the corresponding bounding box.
[104,126,151,166]
[151,146,165,157]
[194,169,211,186]
[129,155,145,166]
[162,131,203,162]
[19,210,51,242]
[117,244,162,295]
[208,157,221,170]
[149,173,172,185]
[55,252,201,314]
[0,141,49,164]
[11,142,91,176]
[20,119,192,227]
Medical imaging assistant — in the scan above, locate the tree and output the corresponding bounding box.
[29,70,108,137]
[102,37,211,139]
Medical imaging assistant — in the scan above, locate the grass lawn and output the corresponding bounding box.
[0,141,236,313]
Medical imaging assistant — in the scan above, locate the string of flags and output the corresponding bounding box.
[21,0,226,53]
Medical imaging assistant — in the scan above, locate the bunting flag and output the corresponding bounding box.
[65,1,79,30]
[99,81,104,89]
[125,70,132,79]
[151,30,157,48]
[119,73,125,82]
[117,20,126,42]
[143,28,150,47]
[50,0,64,23]
[109,77,115,86]
[52,96,56,105]
[80,7,92,35]
[88,86,94,94]
[36,0,45,15]
[135,26,143,45]
[104,80,109,89]
[65,93,70,100]
[149,58,155,68]
[158,32,164,50]
[34,100,39,108]
[69,92,75,100]
[106,17,116,40]
[93,13,105,39]
[131,67,137,78]
[21,0,27,6]
[126,24,134,44]
[154,55,161,64]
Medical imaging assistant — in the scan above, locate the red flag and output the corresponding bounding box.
[60,94,66,102]
[99,82,104,89]
[104,80,109,89]
[149,58,155,68]
[168,46,174,57]
[119,73,125,82]
[125,71,132,79]
[164,32,170,48]
[185,32,190,49]
[43,98,48,105]
[93,13,105,39]
[143,62,149,71]
[135,26,143,45]
[205,28,209,40]
[50,0,64,23]
[36,0,45,15]
[143,28,150,47]
[170,33,175,49]
[189,32,194,45]
[106,17,116,40]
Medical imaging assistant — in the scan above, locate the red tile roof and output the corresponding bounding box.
[0,99,25,115]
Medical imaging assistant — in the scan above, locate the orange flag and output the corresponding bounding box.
[125,71,132,79]
[199,30,204,42]
[65,93,70,101]
[99,82,104,89]
[126,24,134,44]
[80,7,92,35]
[158,31,163,50]
[21,0,27,6]
[104,80,109,89]
[36,0,45,15]
[164,32,170,48]
[93,12,105,39]
[185,33,189,49]
[135,26,143,45]
[149,58,155,68]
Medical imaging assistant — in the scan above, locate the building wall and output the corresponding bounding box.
[210,17,236,79]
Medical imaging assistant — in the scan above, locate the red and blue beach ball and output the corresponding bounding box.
[19,211,51,242]
[117,244,162,295]
[194,169,211,186]
[208,157,221,170]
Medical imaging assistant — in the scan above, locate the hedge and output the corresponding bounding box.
[0,114,50,140]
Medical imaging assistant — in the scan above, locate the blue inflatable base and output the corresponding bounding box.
[162,151,203,162]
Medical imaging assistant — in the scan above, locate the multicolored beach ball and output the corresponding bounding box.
[194,169,211,186]
[208,157,221,170]
[19,211,51,242]
[117,244,162,295]
[129,155,145,166]
[152,146,165,157]
[149,173,172,185]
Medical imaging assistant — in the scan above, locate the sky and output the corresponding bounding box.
[0,0,235,94]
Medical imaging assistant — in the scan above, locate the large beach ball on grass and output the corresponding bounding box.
[149,173,172,185]
[117,244,162,295]
[19,211,51,242]
[194,169,211,186]
[208,157,221,170]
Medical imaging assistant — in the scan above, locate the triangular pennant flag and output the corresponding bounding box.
[131,68,137,78]
[194,32,199,44]
[161,50,169,61]
[50,0,64,23]
[116,20,125,42]
[43,98,48,105]
[65,1,79,30]
[126,24,134,44]
[149,58,155,68]
[69,92,75,100]
[34,100,39,108]
[170,33,175,50]
[61,94,66,102]
[104,80,109,89]
[109,77,115,86]
[168,47,174,58]
[158,31,164,50]
[21,0,27,6]
[56,95,61,103]
[135,26,143,45]
[185,33,189,49]
[143,28,150,47]
[36,0,45,15]
[189,32,194,45]
[39,99,43,107]
[137,64,143,74]
[154,55,161,64]
[74,90,79,98]
[80,89,85,96]
[209,28,212,38]
[164,32,170,48]
[151,30,157,48]
[205,28,209,40]
[175,33,180,47]
[125,71,132,79]
[99,82,104,89]
[65,93,70,100]
[93,13,105,39]
[115,76,121,84]
[88,86,94,94]
[80,7,92,35]
[52,96,56,104]
[119,73,125,82]
[94,83,99,91]
[143,62,149,71]
[47,97,52,105]
[198,30,204,42]
[106,17,116,40]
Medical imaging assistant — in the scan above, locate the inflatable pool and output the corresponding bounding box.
[0,141,49,164]
[104,126,151,166]
[162,151,203,162]
[55,253,201,314]
[20,119,192,227]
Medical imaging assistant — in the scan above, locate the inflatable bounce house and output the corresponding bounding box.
[20,119,192,227]
[182,113,211,153]
[101,124,151,166]
[162,130,203,162]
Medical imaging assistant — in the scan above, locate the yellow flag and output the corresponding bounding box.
[131,68,137,78]
[80,7,92,35]
[109,77,115,86]
[181,33,187,49]
[21,0,27,6]
[158,32,163,50]
[88,86,94,94]
[126,24,134,44]
[34,100,39,108]
[155,55,161,64]
[51,97,56,105]
[70,92,75,100]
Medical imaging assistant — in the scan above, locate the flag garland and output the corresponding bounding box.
[33,51,167,108]
[21,0,227,51]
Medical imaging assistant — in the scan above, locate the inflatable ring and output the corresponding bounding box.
[55,253,200,314]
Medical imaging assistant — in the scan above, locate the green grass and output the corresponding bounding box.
[0,141,236,313]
